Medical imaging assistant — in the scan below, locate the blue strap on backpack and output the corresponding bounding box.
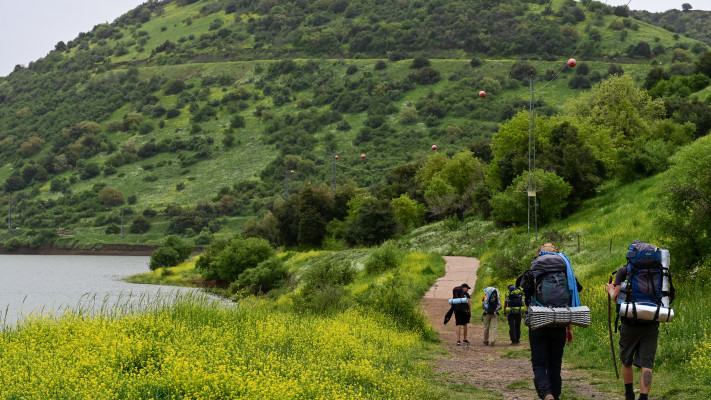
[538,251,580,307]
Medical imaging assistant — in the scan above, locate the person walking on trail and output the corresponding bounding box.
[518,242,583,400]
[606,240,665,400]
[504,284,524,345]
[453,283,471,346]
[482,286,501,346]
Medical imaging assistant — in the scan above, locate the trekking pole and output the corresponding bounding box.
[607,272,620,379]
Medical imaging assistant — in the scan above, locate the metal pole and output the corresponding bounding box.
[283,172,290,197]
[528,75,533,235]
[531,69,538,240]
[331,154,338,194]
[120,209,125,238]
[7,194,12,230]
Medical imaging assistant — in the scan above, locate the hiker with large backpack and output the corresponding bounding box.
[504,284,524,345]
[481,286,501,346]
[445,283,472,345]
[518,242,583,400]
[606,240,675,400]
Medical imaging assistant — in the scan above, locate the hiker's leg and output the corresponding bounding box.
[529,328,553,399]
[547,327,566,399]
[639,368,653,394]
[463,323,468,340]
[489,314,498,345]
[514,315,522,342]
[456,324,461,342]
[622,365,634,384]
[508,315,516,343]
[483,314,491,343]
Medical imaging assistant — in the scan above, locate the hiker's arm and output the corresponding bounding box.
[606,283,620,302]
[566,324,574,345]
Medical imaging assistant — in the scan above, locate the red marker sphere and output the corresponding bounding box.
[334,155,339,160]
[432,145,438,151]
[479,91,486,98]
[361,154,366,159]
[567,58,577,68]
[290,170,294,174]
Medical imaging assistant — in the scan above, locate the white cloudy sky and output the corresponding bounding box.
[0,0,709,77]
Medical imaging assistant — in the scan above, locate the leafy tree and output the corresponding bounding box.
[344,195,396,246]
[490,169,572,226]
[149,236,192,270]
[391,194,425,232]
[236,256,288,294]
[196,237,274,282]
[97,187,125,206]
[411,56,430,69]
[19,137,46,157]
[696,51,711,78]
[129,215,151,234]
[659,135,711,267]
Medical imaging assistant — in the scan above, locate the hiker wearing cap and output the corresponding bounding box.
[481,286,501,346]
[454,283,471,345]
[504,284,524,345]
[518,242,583,400]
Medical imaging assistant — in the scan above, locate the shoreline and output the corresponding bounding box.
[0,244,159,256]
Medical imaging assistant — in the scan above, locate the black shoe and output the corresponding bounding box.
[456,340,461,346]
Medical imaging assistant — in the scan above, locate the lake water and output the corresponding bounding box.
[0,254,202,327]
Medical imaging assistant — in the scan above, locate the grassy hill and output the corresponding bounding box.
[0,0,709,250]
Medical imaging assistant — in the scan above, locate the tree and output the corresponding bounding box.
[196,237,274,282]
[682,3,692,11]
[391,194,426,232]
[148,236,192,270]
[98,187,125,206]
[696,51,711,78]
[660,135,711,267]
[130,215,151,234]
[345,195,397,246]
[490,169,572,226]
[19,137,46,157]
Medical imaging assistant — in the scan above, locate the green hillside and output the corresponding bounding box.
[1,0,710,250]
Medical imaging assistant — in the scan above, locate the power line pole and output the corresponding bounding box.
[7,194,12,230]
[528,70,538,239]
[120,208,125,239]
[283,170,294,197]
[331,154,339,194]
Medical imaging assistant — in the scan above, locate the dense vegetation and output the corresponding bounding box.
[0,0,710,256]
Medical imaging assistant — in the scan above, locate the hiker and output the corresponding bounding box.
[606,240,669,400]
[518,242,583,400]
[504,284,524,345]
[453,283,471,345]
[482,286,501,346]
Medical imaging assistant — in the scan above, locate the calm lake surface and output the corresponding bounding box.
[0,254,202,326]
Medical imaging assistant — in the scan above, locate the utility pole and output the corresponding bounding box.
[528,69,538,239]
[7,194,12,230]
[283,170,294,197]
[331,154,339,194]
[120,208,125,238]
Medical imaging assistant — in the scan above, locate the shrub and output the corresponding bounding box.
[129,215,151,234]
[364,244,402,275]
[149,236,192,270]
[236,257,289,294]
[98,187,125,206]
[297,257,356,314]
[105,223,121,235]
[195,237,274,282]
[4,237,23,252]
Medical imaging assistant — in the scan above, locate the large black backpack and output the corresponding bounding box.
[531,253,571,308]
[452,286,469,311]
[485,290,499,314]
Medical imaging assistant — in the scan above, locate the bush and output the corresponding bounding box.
[98,187,125,206]
[129,215,151,234]
[4,237,23,252]
[298,257,356,314]
[364,244,402,275]
[149,236,192,270]
[236,257,289,294]
[105,223,121,235]
[195,237,274,282]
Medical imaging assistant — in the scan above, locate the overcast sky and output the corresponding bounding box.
[1,0,709,77]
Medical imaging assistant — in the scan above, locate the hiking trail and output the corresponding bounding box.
[422,256,616,400]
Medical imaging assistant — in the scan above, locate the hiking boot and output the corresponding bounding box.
[543,395,555,400]
[625,394,635,400]
[456,341,461,346]
[462,339,470,345]
[483,341,489,346]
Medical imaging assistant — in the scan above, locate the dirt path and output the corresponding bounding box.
[422,256,615,400]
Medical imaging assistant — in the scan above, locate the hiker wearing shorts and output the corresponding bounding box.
[454,283,471,345]
[607,265,659,400]
[518,242,582,400]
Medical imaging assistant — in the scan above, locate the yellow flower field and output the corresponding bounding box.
[0,295,438,399]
